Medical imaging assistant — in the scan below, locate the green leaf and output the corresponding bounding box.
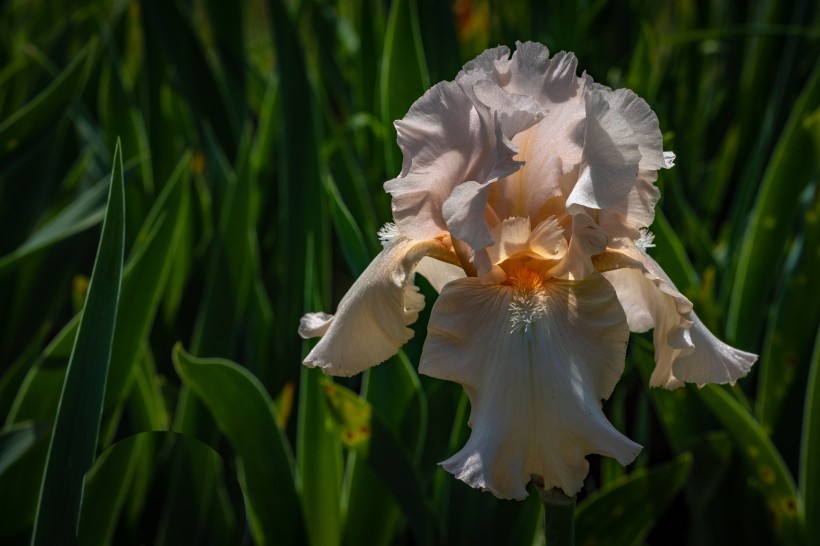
[325,175,371,277]
[361,412,438,545]
[321,378,373,448]
[30,139,125,546]
[77,432,145,546]
[756,184,820,458]
[0,424,49,537]
[415,0,461,84]
[140,1,237,154]
[0,41,96,152]
[296,368,343,546]
[0,178,107,276]
[5,314,79,425]
[267,0,329,390]
[153,432,240,546]
[576,453,693,546]
[344,356,430,546]
[6,155,190,434]
[727,59,820,347]
[128,345,169,432]
[380,0,430,173]
[0,421,50,476]
[698,385,802,544]
[103,153,190,413]
[800,325,820,546]
[172,344,305,545]
[202,0,247,127]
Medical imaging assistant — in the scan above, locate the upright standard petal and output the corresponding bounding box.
[385,75,542,248]
[300,238,451,377]
[420,274,640,498]
[567,84,642,210]
[483,44,586,223]
[597,170,662,241]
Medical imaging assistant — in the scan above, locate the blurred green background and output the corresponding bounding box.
[0,0,818,544]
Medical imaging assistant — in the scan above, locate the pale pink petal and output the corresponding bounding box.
[415,256,466,293]
[301,238,446,377]
[529,216,568,259]
[470,78,546,139]
[490,94,585,223]
[420,275,640,498]
[384,82,478,241]
[567,84,642,210]
[486,217,532,264]
[462,42,586,224]
[442,181,495,256]
[599,87,666,171]
[485,216,567,265]
[386,69,543,252]
[603,247,757,388]
[460,45,512,76]
[598,170,662,240]
[461,41,581,109]
[602,266,692,389]
[298,312,334,338]
[547,211,608,280]
[671,314,758,386]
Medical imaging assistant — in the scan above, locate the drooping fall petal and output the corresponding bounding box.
[300,237,448,377]
[420,274,640,498]
[603,248,757,388]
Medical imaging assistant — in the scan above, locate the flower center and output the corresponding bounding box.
[506,266,549,333]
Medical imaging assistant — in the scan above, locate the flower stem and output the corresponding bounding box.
[537,485,576,546]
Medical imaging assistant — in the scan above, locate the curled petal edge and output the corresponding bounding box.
[599,246,757,389]
[420,275,640,498]
[300,237,458,377]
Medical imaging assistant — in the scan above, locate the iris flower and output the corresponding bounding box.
[299,42,757,499]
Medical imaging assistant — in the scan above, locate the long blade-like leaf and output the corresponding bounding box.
[698,385,802,544]
[173,344,305,545]
[30,140,125,546]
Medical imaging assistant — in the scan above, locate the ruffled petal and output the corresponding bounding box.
[470,78,546,139]
[461,41,581,110]
[547,211,607,280]
[442,180,495,255]
[602,266,692,389]
[485,216,567,266]
[567,84,642,210]
[300,238,446,377]
[384,81,480,241]
[420,275,639,498]
[486,216,532,264]
[298,312,334,338]
[387,46,553,250]
[529,216,568,259]
[599,87,666,171]
[598,170,661,241]
[671,314,758,386]
[458,43,587,224]
[603,247,757,388]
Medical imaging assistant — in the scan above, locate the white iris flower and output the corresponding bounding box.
[299,42,757,499]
